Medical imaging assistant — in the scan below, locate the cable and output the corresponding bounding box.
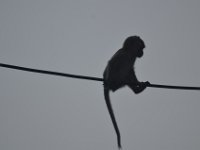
[0,63,103,82]
[148,83,200,90]
[1,63,200,90]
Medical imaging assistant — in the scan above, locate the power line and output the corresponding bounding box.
[0,63,103,82]
[0,63,200,90]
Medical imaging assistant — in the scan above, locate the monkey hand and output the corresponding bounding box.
[144,81,151,86]
[139,81,150,87]
[132,82,148,94]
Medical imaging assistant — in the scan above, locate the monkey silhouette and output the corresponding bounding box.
[103,36,149,149]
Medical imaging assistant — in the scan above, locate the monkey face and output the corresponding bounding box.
[136,39,145,58]
[137,48,144,58]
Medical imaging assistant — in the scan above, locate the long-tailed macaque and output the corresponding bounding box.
[103,36,149,149]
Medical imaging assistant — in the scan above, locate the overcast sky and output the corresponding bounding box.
[0,0,200,150]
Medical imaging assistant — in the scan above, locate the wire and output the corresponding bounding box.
[0,63,103,82]
[0,63,200,90]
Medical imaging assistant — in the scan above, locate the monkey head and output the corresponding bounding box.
[123,36,145,58]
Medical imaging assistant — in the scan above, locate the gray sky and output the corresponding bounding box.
[0,0,200,150]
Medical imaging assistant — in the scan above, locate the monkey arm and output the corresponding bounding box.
[128,81,149,94]
[126,67,150,94]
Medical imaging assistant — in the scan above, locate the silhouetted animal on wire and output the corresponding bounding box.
[103,36,150,149]
[0,37,200,149]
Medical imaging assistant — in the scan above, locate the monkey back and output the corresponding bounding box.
[103,49,137,92]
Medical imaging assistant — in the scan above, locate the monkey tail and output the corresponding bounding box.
[104,88,122,149]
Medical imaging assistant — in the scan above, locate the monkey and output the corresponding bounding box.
[103,36,150,149]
